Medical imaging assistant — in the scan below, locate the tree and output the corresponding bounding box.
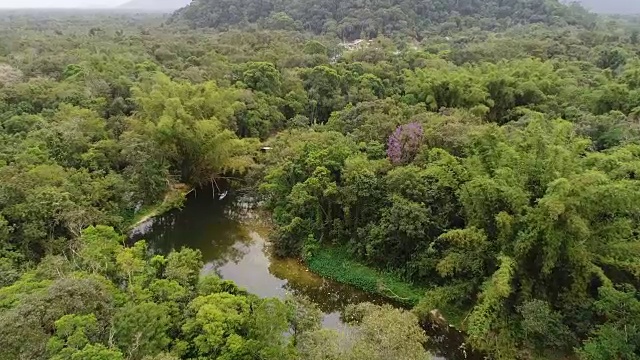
[301,66,343,123]
[5,4,640,360]
[240,62,282,94]
[182,293,251,357]
[387,122,424,165]
[70,344,125,360]
[113,302,172,359]
[578,286,640,360]
[77,226,123,277]
[344,303,430,360]
[297,303,431,360]
[0,276,114,360]
[285,295,322,339]
[47,314,100,359]
[165,248,203,289]
[0,63,23,87]
[130,73,256,185]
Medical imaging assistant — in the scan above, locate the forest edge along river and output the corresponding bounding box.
[129,188,481,360]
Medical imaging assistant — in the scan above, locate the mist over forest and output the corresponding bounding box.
[574,0,640,14]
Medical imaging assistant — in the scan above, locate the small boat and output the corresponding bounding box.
[218,191,228,200]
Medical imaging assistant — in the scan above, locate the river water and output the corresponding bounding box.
[130,189,481,360]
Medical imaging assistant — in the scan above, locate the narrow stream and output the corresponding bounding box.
[130,189,482,360]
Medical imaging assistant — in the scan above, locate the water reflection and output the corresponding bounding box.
[129,190,480,359]
[129,190,389,329]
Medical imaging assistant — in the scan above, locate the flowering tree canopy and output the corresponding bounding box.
[387,122,424,164]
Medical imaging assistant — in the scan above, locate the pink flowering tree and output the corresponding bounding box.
[387,122,424,165]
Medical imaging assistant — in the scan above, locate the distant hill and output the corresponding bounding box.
[119,0,191,11]
[170,0,595,40]
[573,0,640,14]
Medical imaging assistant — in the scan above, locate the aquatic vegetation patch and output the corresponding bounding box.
[306,247,425,306]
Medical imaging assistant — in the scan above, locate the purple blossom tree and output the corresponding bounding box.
[387,122,424,165]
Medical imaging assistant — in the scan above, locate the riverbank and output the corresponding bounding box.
[306,246,426,306]
[305,247,486,359]
[128,190,480,359]
[127,184,192,231]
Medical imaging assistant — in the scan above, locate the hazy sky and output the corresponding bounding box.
[0,0,130,8]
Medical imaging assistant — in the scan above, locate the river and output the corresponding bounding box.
[130,189,481,360]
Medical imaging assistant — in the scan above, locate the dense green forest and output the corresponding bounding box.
[1,0,640,359]
[171,0,597,40]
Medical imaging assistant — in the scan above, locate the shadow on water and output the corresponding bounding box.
[130,188,484,360]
